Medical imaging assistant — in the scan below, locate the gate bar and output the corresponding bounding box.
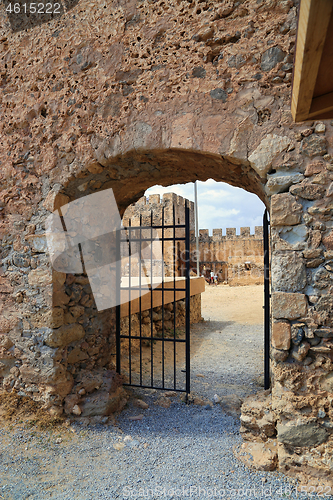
[116,226,121,374]
[185,201,191,396]
[263,209,270,390]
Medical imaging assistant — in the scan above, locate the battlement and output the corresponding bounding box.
[123,192,195,229]
[126,193,194,209]
[196,226,263,242]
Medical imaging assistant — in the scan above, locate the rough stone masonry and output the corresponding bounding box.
[1,0,333,485]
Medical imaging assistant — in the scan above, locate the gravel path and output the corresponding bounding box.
[0,286,326,499]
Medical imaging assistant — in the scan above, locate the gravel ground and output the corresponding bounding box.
[0,286,330,500]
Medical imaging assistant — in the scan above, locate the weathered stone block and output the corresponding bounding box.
[25,234,48,253]
[301,134,327,157]
[272,348,289,362]
[304,160,326,177]
[271,252,306,292]
[313,268,332,289]
[290,180,326,200]
[270,193,303,226]
[45,323,85,348]
[261,46,285,71]
[12,252,30,268]
[236,441,278,471]
[323,230,333,250]
[28,268,52,286]
[291,341,310,362]
[272,225,308,251]
[314,328,333,338]
[80,386,127,416]
[43,191,70,212]
[291,323,305,345]
[272,321,291,350]
[0,335,14,350]
[272,292,307,320]
[53,289,71,307]
[308,229,322,249]
[249,134,291,177]
[306,258,324,268]
[277,420,328,447]
[303,248,323,259]
[265,172,304,196]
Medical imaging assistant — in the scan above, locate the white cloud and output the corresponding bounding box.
[145,179,265,234]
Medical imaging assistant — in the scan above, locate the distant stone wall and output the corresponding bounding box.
[192,226,264,285]
[123,194,195,277]
[120,293,202,343]
[123,193,195,229]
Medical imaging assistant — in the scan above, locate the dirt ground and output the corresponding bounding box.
[120,284,265,400]
[201,283,264,325]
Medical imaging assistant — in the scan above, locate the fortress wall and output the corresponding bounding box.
[1,0,333,481]
[193,227,264,265]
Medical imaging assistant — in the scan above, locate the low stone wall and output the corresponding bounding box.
[228,263,264,286]
[120,293,202,343]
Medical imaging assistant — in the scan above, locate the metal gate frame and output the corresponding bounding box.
[263,208,270,390]
[116,202,191,395]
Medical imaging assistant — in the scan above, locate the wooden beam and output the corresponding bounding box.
[291,0,333,122]
[307,90,333,119]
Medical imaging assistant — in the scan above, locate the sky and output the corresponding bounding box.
[145,179,265,235]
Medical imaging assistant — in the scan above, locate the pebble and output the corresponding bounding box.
[315,123,326,134]
[128,414,144,421]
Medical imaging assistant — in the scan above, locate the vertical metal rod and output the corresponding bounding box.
[161,206,165,389]
[194,181,200,276]
[128,220,132,385]
[185,201,191,396]
[150,209,154,387]
[173,204,177,390]
[263,209,270,390]
[116,226,121,375]
[139,214,143,387]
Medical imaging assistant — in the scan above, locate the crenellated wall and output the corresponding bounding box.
[196,226,263,265]
[123,193,195,229]
[192,226,264,285]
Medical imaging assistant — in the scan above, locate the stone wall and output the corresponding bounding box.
[123,193,195,229]
[193,226,264,285]
[120,293,202,343]
[1,0,333,481]
[123,193,195,277]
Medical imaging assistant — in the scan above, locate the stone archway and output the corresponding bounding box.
[1,0,333,483]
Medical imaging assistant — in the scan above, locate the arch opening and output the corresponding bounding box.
[49,153,267,416]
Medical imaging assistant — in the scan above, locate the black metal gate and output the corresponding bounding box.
[263,209,270,390]
[116,202,191,395]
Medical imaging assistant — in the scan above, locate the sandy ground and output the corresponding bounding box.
[201,283,264,325]
[189,284,265,400]
[122,284,265,399]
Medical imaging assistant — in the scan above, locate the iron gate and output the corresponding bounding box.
[263,208,270,390]
[116,202,191,395]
